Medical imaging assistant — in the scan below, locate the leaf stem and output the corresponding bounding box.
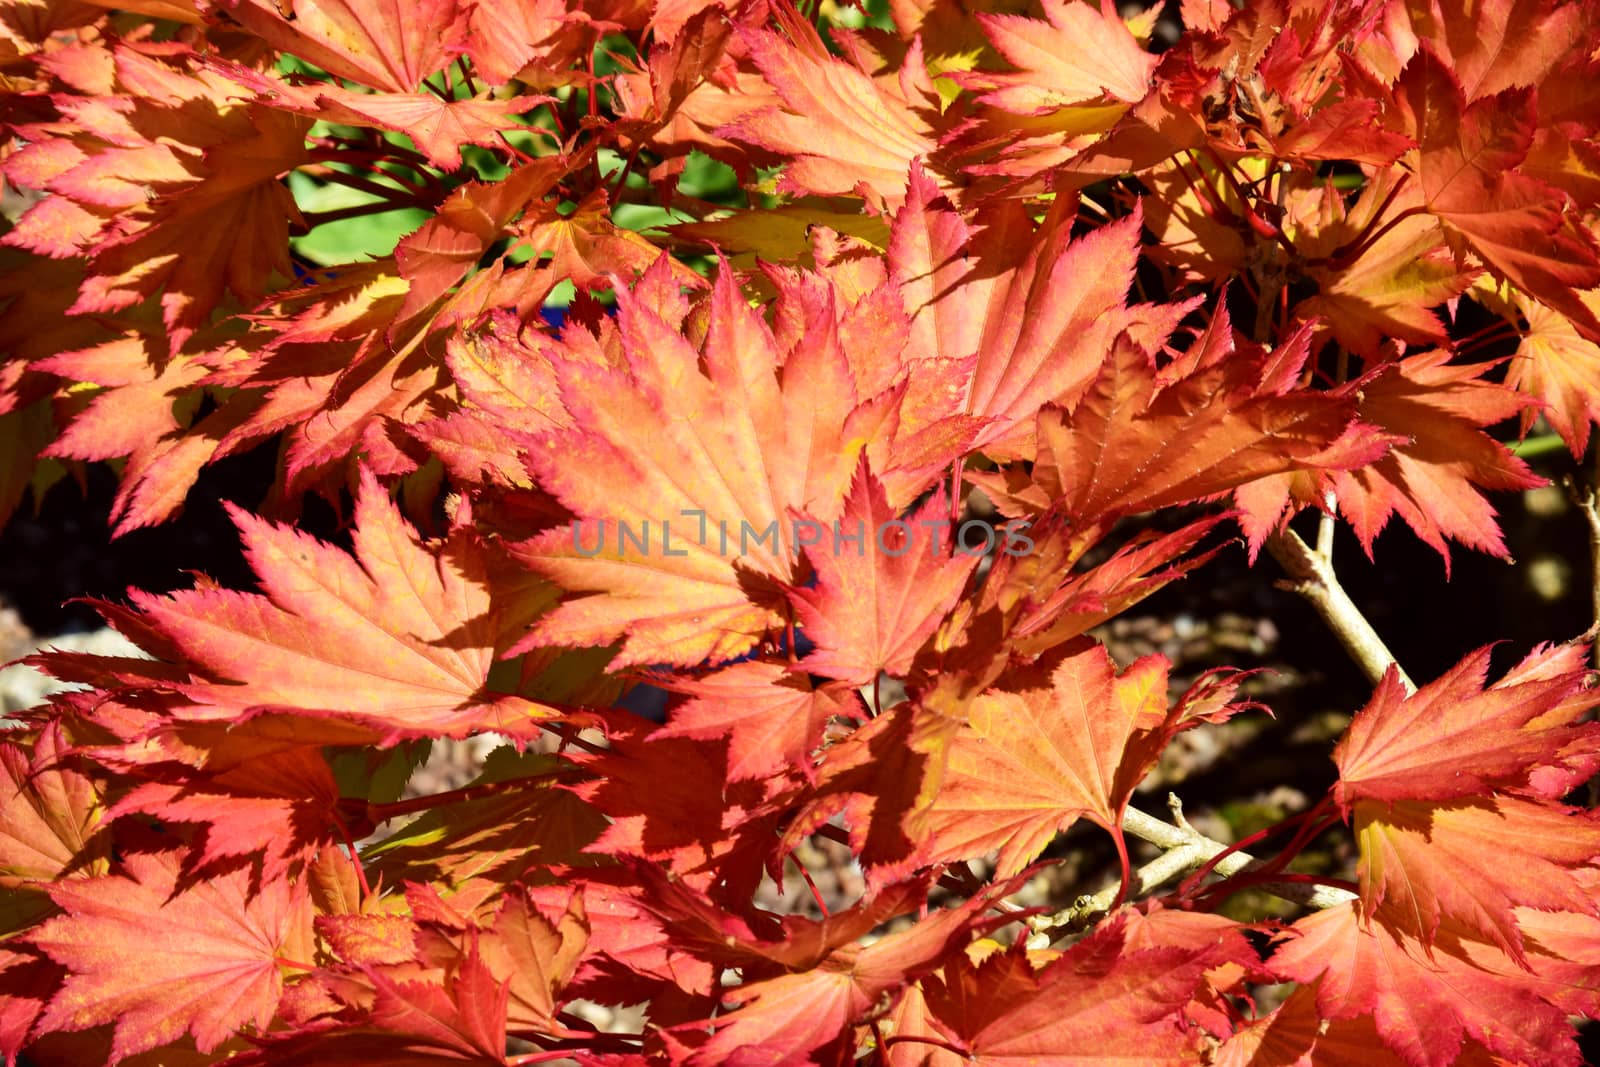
[1323,202,1427,269]
[1306,173,1409,267]
[364,771,560,822]
[794,853,831,916]
[1203,147,1298,258]
[295,201,420,231]
[880,1033,969,1057]
[1038,798,1355,937]
[296,163,434,208]
[330,812,372,902]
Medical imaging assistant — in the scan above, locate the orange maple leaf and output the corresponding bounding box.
[888,166,1148,460]
[509,260,889,668]
[0,725,108,934]
[912,916,1216,1065]
[721,7,950,209]
[1335,350,1544,566]
[219,0,469,95]
[958,0,1156,113]
[1353,795,1600,961]
[5,47,309,351]
[1509,289,1600,457]
[1396,45,1600,339]
[1008,318,1387,524]
[127,467,556,744]
[790,462,979,688]
[1334,643,1600,811]
[31,850,313,1062]
[650,660,865,782]
[926,640,1193,876]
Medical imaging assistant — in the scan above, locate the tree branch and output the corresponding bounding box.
[1030,796,1356,940]
[1575,448,1600,670]
[1266,525,1415,693]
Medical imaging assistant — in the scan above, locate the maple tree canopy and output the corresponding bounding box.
[3,0,1600,1064]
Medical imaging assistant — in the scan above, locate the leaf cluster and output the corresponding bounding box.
[3,0,1600,1064]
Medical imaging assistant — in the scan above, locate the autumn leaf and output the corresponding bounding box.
[1508,288,1600,456]
[780,699,960,887]
[0,724,108,935]
[479,888,589,1035]
[127,466,557,744]
[509,258,885,668]
[1334,644,1600,810]
[363,752,606,904]
[6,47,309,350]
[790,462,979,687]
[526,874,716,1013]
[394,159,571,323]
[225,950,514,1065]
[1352,795,1600,960]
[997,515,1228,661]
[888,170,1149,459]
[1402,0,1586,101]
[218,0,469,96]
[1395,45,1600,339]
[516,189,705,295]
[924,640,1174,876]
[610,5,734,145]
[571,712,801,901]
[644,869,1021,1067]
[0,946,59,1067]
[1293,171,1479,356]
[1328,350,1543,568]
[1013,320,1386,524]
[30,850,313,1062]
[413,314,573,489]
[33,331,210,531]
[914,916,1213,1065]
[959,0,1157,112]
[722,6,948,209]
[106,746,342,884]
[204,265,458,503]
[1270,902,1585,1067]
[650,660,865,782]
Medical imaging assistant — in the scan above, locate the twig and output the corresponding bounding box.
[1576,448,1600,670]
[1315,491,1336,561]
[1030,797,1356,939]
[1266,526,1415,693]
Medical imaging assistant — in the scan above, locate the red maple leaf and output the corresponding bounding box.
[1240,349,1545,567]
[1333,643,1600,810]
[1270,902,1585,1067]
[642,868,1021,1066]
[106,745,343,883]
[1002,316,1386,524]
